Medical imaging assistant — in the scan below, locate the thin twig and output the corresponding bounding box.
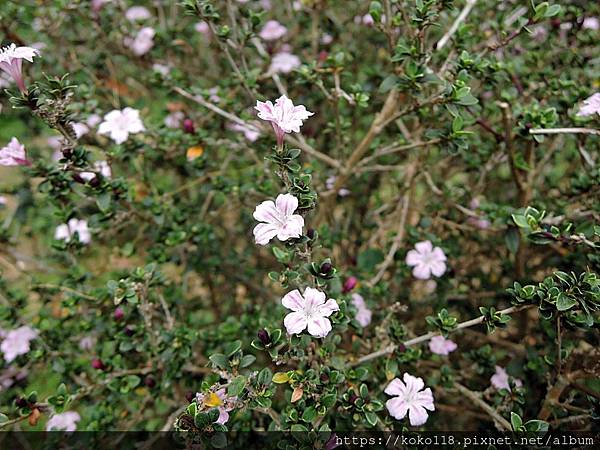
[529,127,600,136]
[351,304,535,366]
[454,382,512,430]
[436,0,478,50]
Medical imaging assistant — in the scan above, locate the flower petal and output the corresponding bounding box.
[253,200,280,224]
[306,316,332,338]
[384,378,406,396]
[414,240,433,254]
[281,289,304,312]
[405,249,423,266]
[303,287,326,308]
[318,299,339,317]
[412,263,431,280]
[275,193,298,216]
[408,405,429,426]
[430,261,446,277]
[284,311,307,335]
[386,397,409,420]
[253,222,279,245]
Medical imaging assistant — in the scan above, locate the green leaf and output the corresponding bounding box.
[510,412,523,431]
[227,376,246,397]
[555,293,577,311]
[364,411,378,427]
[239,354,256,368]
[301,406,317,423]
[209,353,229,369]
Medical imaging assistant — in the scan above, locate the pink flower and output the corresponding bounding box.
[79,336,95,351]
[72,122,90,139]
[576,93,600,117]
[385,373,435,427]
[490,366,522,391]
[342,276,358,293]
[98,107,145,144]
[428,335,457,356]
[195,21,211,36]
[282,287,339,337]
[164,111,185,129]
[55,219,91,244]
[80,160,112,182]
[196,389,236,425]
[0,137,29,166]
[269,52,301,74]
[0,43,40,93]
[255,95,314,147]
[124,27,155,56]
[259,20,287,41]
[253,193,304,245]
[405,241,447,280]
[582,17,599,30]
[46,411,81,432]
[86,114,102,128]
[228,122,260,142]
[0,326,37,362]
[326,176,350,197]
[91,0,112,13]
[125,6,152,22]
[351,293,372,327]
[152,63,171,76]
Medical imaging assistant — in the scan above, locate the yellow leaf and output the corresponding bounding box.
[186,146,204,161]
[272,372,289,384]
[291,387,303,403]
[204,392,222,407]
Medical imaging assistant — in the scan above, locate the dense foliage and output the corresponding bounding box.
[0,0,598,440]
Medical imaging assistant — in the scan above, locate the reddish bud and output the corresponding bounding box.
[91,358,105,370]
[114,307,124,321]
[342,276,358,293]
[183,119,195,134]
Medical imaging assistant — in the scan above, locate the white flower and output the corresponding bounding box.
[428,335,457,356]
[253,193,304,245]
[195,21,211,36]
[0,326,37,362]
[86,114,102,128]
[152,63,170,76]
[405,240,447,280]
[164,111,185,129]
[124,27,155,56]
[98,107,145,144]
[46,411,81,432]
[0,137,29,166]
[576,93,600,117]
[351,293,372,327]
[259,20,287,41]
[55,219,91,244]
[0,43,40,93]
[255,95,314,146]
[490,366,522,391]
[282,287,339,337]
[72,122,90,139]
[125,6,152,22]
[228,122,260,142]
[269,52,301,74]
[80,160,112,182]
[582,17,599,30]
[385,373,435,426]
[326,175,350,197]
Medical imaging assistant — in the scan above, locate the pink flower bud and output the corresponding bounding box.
[342,276,358,293]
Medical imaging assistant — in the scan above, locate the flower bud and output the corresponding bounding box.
[114,307,124,321]
[91,358,105,370]
[144,375,156,388]
[396,343,407,353]
[185,391,195,403]
[306,228,316,240]
[15,397,28,408]
[124,326,135,337]
[342,276,358,293]
[320,262,333,275]
[257,329,271,346]
[320,372,329,383]
[183,118,195,134]
[348,393,359,404]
